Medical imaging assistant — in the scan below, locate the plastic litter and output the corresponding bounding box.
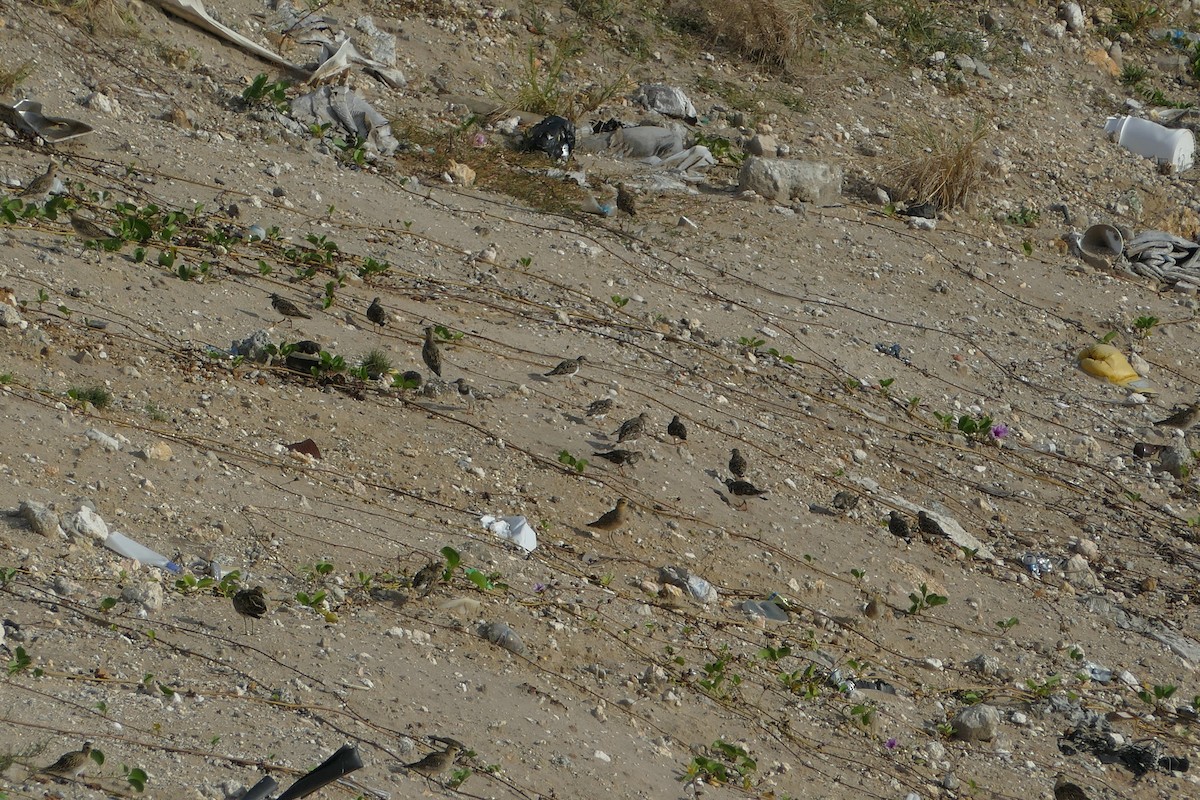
[275,743,363,800]
[1078,343,1157,393]
[480,514,538,553]
[524,115,575,160]
[1105,114,1194,172]
[147,0,303,74]
[289,86,399,158]
[1084,662,1113,683]
[238,776,278,800]
[632,83,698,123]
[741,598,789,621]
[478,621,528,656]
[0,99,93,143]
[1021,552,1053,578]
[658,565,718,604]
[104,531,181,573]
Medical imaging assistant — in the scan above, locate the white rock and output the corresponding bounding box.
[142,441,173,461]
[85,428,121,451]
[62,505,109,543]
[1073,539,1100,561]
[1059,2,1085,32]
[952,703,1000,741]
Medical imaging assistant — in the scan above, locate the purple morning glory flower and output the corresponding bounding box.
[885,738,898,750]
[990,423,1009,439]
[533,582,546,593]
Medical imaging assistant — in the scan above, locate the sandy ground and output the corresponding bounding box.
[1,1,1200,799]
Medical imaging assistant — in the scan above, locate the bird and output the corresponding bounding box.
[406,740,462,779]
[232,586,268,634]
[1154,402,1200,430]
[863,593,885,620]
[729,448,747,478]
[411,561,441,596]
[592,449,643,467]
[270,293,311,320]
[452,378,477,411]
[587,498,629,534]
[37,741,93,780]
[1053,774,1091,800]
[397,370,423,390]
[422,326,443,377]
[69,212,114,243]
[725,478,768,498]
[616,183,636,217]
[366,297,390,329]
[667,414,687,443]
[19,161,57,201]
[545,355,585,378]
[917,510,946,539]
[832,491,859,511]
[888,511,912,543]
[585,397,613,418]
[614,412,648,443]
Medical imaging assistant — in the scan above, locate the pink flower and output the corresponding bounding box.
[990,423,1009,439]
[472,133,487,148]
[885,738,898,750]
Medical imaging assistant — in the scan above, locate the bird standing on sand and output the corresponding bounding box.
[232,586,268,634]
[917,510,945,539]
[614,412,648,443]
[406,740,462,779]
[725,478,768,498]
[729,448,747,478]
[366,297,390,329]
[616,183,636,217]
[422,326,443,377]
[832,491,859,512]
[271,294,311,320]
[452,378,477,411]
[667,414,687,443]
[411,561,441,596]
[20,161,57,201]
[1154,402,1200,430]
[69,212,114,243]
[587,498,629,534]
[545,355,585,378]
[586,397,613,418]
[1053,775,1091,800]
[592,449,643,467]
[37,741,93,780]
[888,511,912,543]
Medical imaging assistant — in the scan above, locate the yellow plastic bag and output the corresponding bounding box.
[1078,343,1157,393]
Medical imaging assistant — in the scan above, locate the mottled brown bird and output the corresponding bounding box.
[832,491,859,511]
[917,510,946,539]
[616,183,636,217]
[232,586,268,634]
[19,161,57,201]
[37,741,93,779]
[729,448,747,478]
[271,293,311,320]
[1053,774,1091,800]
[725,478,767,498]
[411,561,441,596]
[545,355,585,378]
[1154,402,1200,430]
[422,326,443,377]
[587,498,629,533]
[592,449,643,467]
[586,397,613,418]
[406,740,462,779]
[366,297,390,329]
[69,212,114,243]
[614,412,648,443]
[888,511,912,543]
[863,593,885,620]
[667,414,687,443]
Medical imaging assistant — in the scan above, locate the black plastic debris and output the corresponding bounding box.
[592,118,624,134]
[275,743,364,800]
[238,776,278,800]
[524,115,575,161]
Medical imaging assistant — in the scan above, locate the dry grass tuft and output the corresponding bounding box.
[30,0,139,36]
[667,0,816,74]
[889,116,991,211]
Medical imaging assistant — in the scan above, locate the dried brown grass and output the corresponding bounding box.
[667,0,816,75]
[889,116,990,211]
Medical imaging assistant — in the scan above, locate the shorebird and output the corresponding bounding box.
[616,183,636,217]
[37,741,93,780]
[667,414,687,443]
[19,161,57,201]
[69,212,114,243]
[587,498,629,540]
[422,326,443,377]
[270,294,310,321]
[406,740,462,781]
[592,449,642,467]
[1154,402,1200,430]
[452,378,477,411]
[1053,775,1091,800]
[724,478,767,498]
[411,561,441,597]
[545,355,585,378]
[832,491,859,511]
[729,448,747,478]
[232,586,268,634]
[585,397,613,418]
[614,412,648,443]
[888,511,912,543]
[366,297,390,329]
[917,511,946,539]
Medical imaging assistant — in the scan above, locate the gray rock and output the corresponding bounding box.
[1059,2,1085,33]
[61,505,109,544]
[18,499,62,537]
[121,581,165,612]
[953,54,976,73]
[52,575,83,597]
[738,156,842,204]
[966,653,1001,677]
[1159,442,1193,479]
[1063,553,1101,591]
[231,329,276,364]
[746,134,778,157]
[631,83,697,120]
[952,703,1000,741]
[0,304,23,327]
[478,621,527,656]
